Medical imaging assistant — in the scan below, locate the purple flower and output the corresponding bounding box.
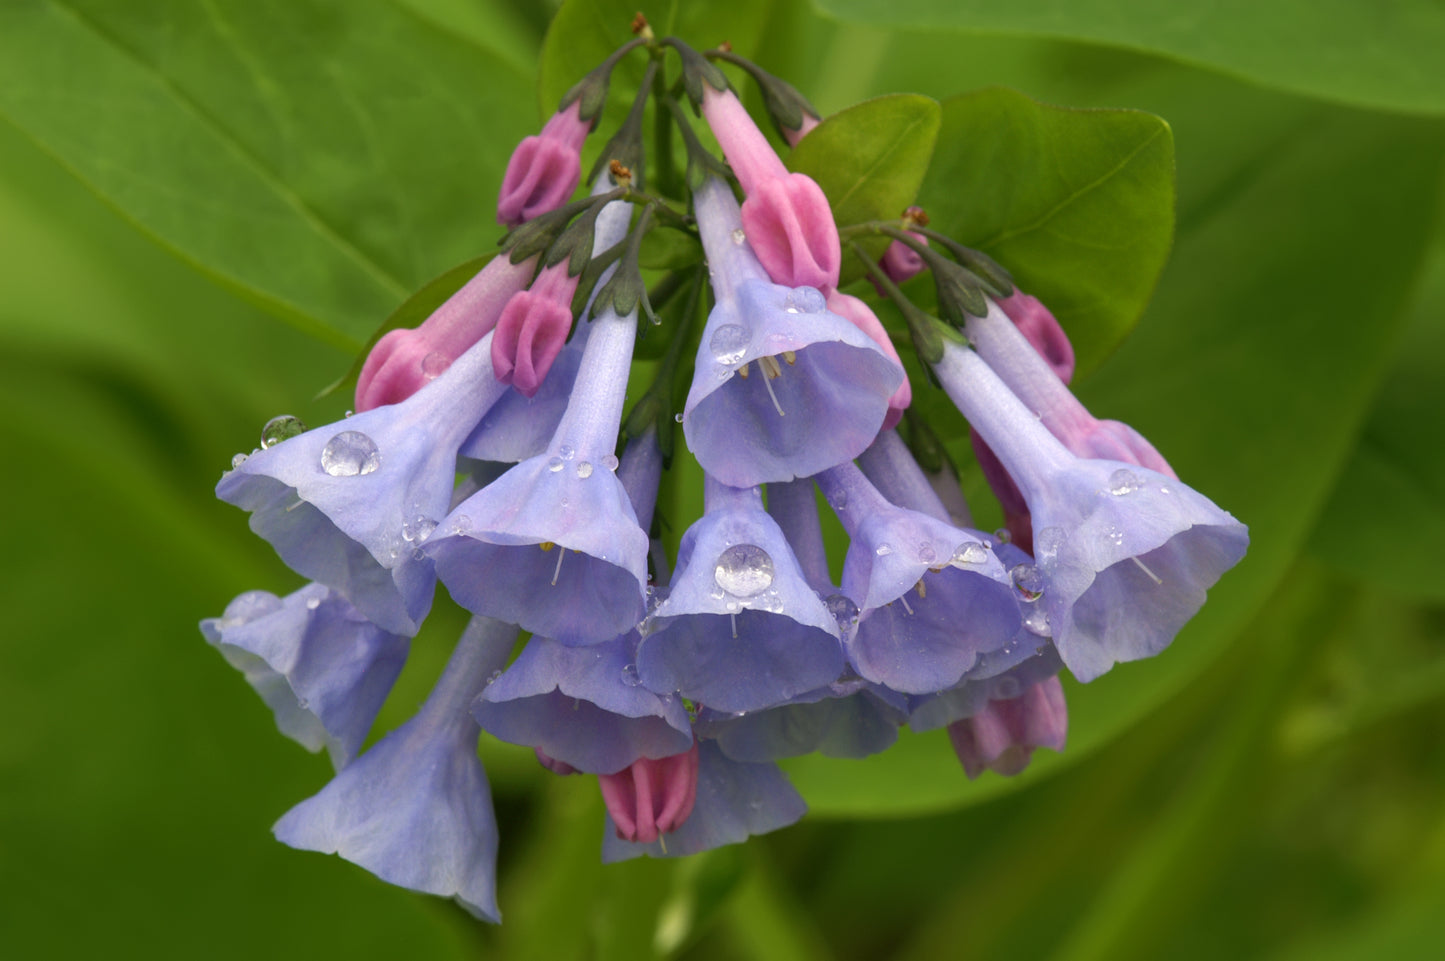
[817,462,1021,694]
[933,338,1249,681]
[908,643,1064,733]
[200,583,408,769]
[682,177,901,487]
[272,615,518,922]
[424,252,649,644]
[636,475,845,713]
[216,333,511,635]
[946,675,1068,779]
[601,741,806,862]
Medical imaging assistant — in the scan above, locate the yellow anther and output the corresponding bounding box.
[915,578,927,599]
[737,362,750,379]
[759,354,783,379]
[539,541,556,552]
[783,350,797,366]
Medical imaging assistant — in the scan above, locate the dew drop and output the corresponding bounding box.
[403,516,438,543]
[875,543,894,557]
[454,514,472,532]
[829,489,848,510]
[1108,468,1143,496]
[731,228,746,245]
[993,527,1012,545]
[709,323,750,365]
[714,543,775,597]
[260,414,307,449]
[230,452,248,470]
[1023,606,1051,637]
[825,593,859,629]
[787,286,826,313]
[575,461,594,479]
[1106,526,1125,546]
[917,543,937,564]
[420,351,451,380]
[601,453,620,472]
[1035,526,1067,558]
[1010,563,1045,602]
[305,596,321,611]
[673,412,685,423]
[320,431,380,476]
[951,542,988,566]
[558,444,575,461]
[620,663,642,687]
[547,456,565,473]
[486,669,502,685]
[993,675,1022,700]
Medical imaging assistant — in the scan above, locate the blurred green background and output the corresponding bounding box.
[2,1,1442,958]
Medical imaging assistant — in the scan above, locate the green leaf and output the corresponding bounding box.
[815,0,1445,116]
[638,225,702,270]
[317,254,494,400]
[916,87,1175,375]
[1306,241,1445,601]
[787,94,942,287]
[786,85,1445,817]
[0,0,534,348]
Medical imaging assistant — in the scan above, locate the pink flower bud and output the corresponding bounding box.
[947,676,1067,779]
[880,235,928,285]
[741,173,841,291]
[354,254,537,412]
[598,740,700,844]
[826,290,912,431]
[996,290,1075,384]
[491,263,579,398]
[496,101,591,227]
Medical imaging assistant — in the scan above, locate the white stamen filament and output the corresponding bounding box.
[730,612,738,638]
[285,498,305,513]
[899,594,914,615]
[1131,555,1163,585]
[552,547,566,586]
[761,365,785,417]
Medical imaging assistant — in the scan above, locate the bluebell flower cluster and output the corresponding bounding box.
[205,24,1247,921]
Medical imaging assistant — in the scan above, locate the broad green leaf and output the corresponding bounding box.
[1306,241,1445,601]
[815,0,1445,117]
[0,0,534,348]
[786,84,1445,817]
[916,87,1175,375]
[787,94,942,287]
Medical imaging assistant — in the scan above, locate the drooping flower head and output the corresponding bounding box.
[682,177,901,487]
[200,583,409,769]
[272,615,518,922]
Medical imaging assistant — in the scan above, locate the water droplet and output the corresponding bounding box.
[1106,526,1125,546]
[731,228,746,245]
[1160,485,1172,494]
[993,527,1012,545]
[403,515,438,543]
[714,544,775,597]
[230,452,248,469]
[320,431,380,476]
[305,596,321,611]
[601,453,619,471]
[1023,607,1051,637]
[917,543,937,564]
[875,543,894,557]
[825,594,859,629]
[1010,563,1045,602]
[1108,468,1143,496]
[620,663,642,687]
[454,514,472,532]
[993,675,1022,700]
[420,352,451,380]
[709,323,750,365]
[343,410,353,418]
[486,669,502,685]
[951,542,988,566]
[829,489,848,510]
[547,456,564,473]
[673,412,685,423]
[576,461,594,479]
[260,415,307,449]
[558,444,575,461]
[1035,526,1067,558]
[787,286,826,313]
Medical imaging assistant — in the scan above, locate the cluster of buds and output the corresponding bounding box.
[204,22,1246,922]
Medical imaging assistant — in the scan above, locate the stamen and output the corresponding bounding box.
[551,547,566,586]
[1131,555,1163,585]
[737,362,750,380]
[759,355,783,379]
[658,834,668,855]
[915,578,927,599]
[899,594,914,615]
[284,498,306,513]
[782,350,796,366]
[730,612,738,638]
[539,541,556,552]
[761,367,786,417]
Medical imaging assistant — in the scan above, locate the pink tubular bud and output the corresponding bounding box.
[354,254,538,412]
[880,235,928,285]
[598,740,701,844]
[995,290,1076,385]
[826,290,911,431]
[535,747,578,776]
[496,102,592,227]
[699,86,788,197]
[491,263,579,397]
[741,173,841,291]
[947,676,1067,779]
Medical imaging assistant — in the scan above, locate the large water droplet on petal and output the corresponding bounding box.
[714,544,775,597]
[951,542,989,566]
[230,452,249,470]
[260,415,307,449]
[709,323,750,365]
[825,593,859,630]
[320,431,380,476]
[1010,563,1045,602]
[1108,469,1143,496]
